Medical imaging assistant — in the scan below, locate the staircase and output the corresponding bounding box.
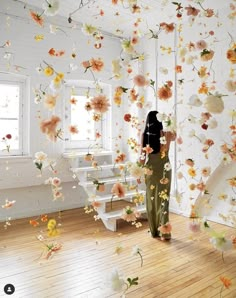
[63,150,146,231]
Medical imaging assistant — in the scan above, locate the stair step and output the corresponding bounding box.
[89,190,145,204]
[70,163,125,173]
[100,205,146,221]
[63,150,113,159]
[79,175,136,186]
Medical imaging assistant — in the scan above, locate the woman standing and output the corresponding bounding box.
[140,111,176,240]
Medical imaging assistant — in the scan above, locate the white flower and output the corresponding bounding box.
[34,151,47,162]
[208,118,218,129]
[188,95,202,107]
[131,245,142,256]
[159,67,168,75]
[160,136,167,145]
[156,112,165,122]
[112,59,122,80]
[185,55,197,65]
[42,0,60,16]
[179,47,187,58]
[164,162,171,171]
[44,177,53,185]
[49,24,57,34]
[36,67,43,74]
[209,237,232,252]
[107,269,125,292]
[81,23,97,35]
[222,154,232,165]
[204,93,224,114]
[225,80,236,92]
[129,163,145,178]
[51,177,61,187]
[229,109,236,119]
[69,63,78,72]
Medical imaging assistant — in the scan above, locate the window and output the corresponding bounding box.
[0,73,29,156]
[64,80,112,151]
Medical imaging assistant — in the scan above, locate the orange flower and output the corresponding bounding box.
[188,167,196,177]
[227,177,236,187]
[41,215,48,222]
[198,82,209,94]
[90,58,104,72]
[175,65,182,73]
[160,22,175,33]
[40,115,61,142]
[82,60,91,70]
[226,44,236,64]
[112,0,118,4]
[220,276,232,289]
[160,177,169,184]
[30,10,44,27]
[29,219,39,227]
[111,182,125,198]
[91,201,102,208]
[143,144,153,154]
[69,125,78,134]
[115,153,126,163]
[158,222,172,234]
[70,97,77,105]
[157,85,172,101]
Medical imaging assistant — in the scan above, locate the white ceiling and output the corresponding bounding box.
[16,0,229,38]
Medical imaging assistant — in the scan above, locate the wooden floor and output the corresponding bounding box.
[0,205,236,298]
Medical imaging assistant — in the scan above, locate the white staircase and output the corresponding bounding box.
[63,150,146,231]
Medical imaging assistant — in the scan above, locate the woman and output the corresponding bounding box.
[140,111,176,240]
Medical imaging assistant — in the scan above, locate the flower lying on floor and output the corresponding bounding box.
[37,234,62,260]
[219,276,232,297]
[131,245,143,267]
[107,268,139,296]
[1,199,16,209]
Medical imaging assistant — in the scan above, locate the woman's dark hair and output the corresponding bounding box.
[142,110,163,154]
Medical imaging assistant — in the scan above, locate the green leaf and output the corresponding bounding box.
[35,162,42,170]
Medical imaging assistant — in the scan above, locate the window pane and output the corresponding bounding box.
[0,84,20,118]
[0,119,19,151]
[70,95,95,141]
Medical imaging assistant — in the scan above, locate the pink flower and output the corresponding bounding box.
[133,74,147,87]
[196,40,207,50]
[111,182,125,198]
[188,221,201,233]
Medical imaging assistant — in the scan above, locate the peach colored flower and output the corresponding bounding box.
[201,167,211,177]
[185,158,194,167]
[160,177,169,184]
[196,40,207,50]
[90,95,110,113]
[157,85,172,101]
[160,22,175,33]
[189,183,196,191]
[111,182,125,198]
[115,153,126,163]
[82,60,91,69]
[220,276,232,289]
[69,125,78,134]
[40,115,61,142]
[158,222,172,234]
[185,6,200,16]
[133,74,147,87]
[44,94,57,110]
[205,8,214,17]
[227,45,236,64]
[90,58,104,72]
[30,10,44,27]
[143,144,153,154]
[112,0,118,4]
[91,201,102,208]
[175,65,182,73]
[196,182,206,192]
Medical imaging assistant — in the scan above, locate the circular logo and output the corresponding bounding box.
[4,284,15,295]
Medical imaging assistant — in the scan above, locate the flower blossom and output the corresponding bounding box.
[111,182,125,198]
[90,95,110,113]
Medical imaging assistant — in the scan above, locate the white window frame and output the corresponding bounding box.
[0,72,29,157]
[64,80,112,152]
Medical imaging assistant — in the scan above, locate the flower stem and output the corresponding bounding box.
[138,251,143,267]
[219,285,224,298]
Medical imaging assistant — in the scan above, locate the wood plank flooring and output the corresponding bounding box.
[0,204,236,298]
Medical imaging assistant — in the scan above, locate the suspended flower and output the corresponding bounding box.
[81,23,97,35]
[40,115,61,142]
[90,95,110,113]
[204,93,225,114]
[111,182,125,198]
[90,58,104,72]
[30,10,44,27]
[133,74,147,87]
[44,94,57,110]
[200,49,214,61]
[226,43,236,64]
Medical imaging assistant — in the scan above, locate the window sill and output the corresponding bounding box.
[63,150,113,159]
[0,155,32,163]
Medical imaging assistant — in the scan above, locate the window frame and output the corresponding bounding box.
[63,80,112,152]
[0,72,29,157]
